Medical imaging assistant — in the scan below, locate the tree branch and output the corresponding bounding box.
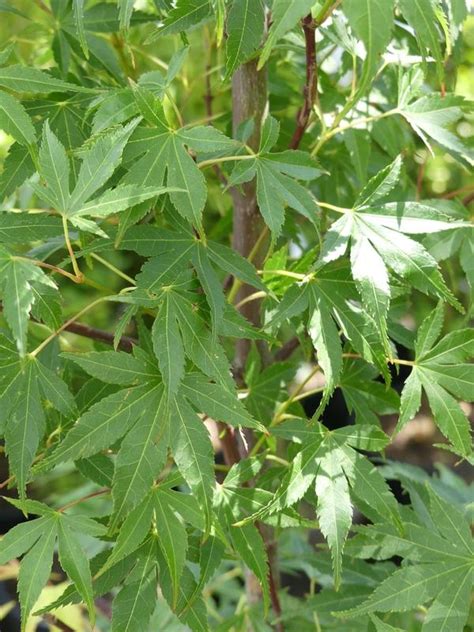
[289,15,318,150]
[0,303,137,352]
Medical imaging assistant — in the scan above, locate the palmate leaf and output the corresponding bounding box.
[237,423,399,586]
[338,489,473,632]
[228,116,322,238]
[122,91,238,230]
[270,260,388,412]
[397,310,473,457]
[34,119,174,234]
[44,347,225,529]
[319,158,468,349]
[398,94,474,166]
[0,511,104,631]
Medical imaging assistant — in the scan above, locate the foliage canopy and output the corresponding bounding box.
[0,1,472,631]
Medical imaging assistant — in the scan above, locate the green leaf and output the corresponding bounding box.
[399,95,474,166]
[399,321,473,456]
[417,374,471,457]
[258,0,315,69]
[4,360,44,496]
[70,183,173,218]
[230,523,270,612]
[170,396,215,530]
[0,144,34,198]
[154,490,188,608]
[36,360,76,417]
[18,518,57,631]
[226,0,264,77]
[0,246,56,355]
[398,0,444,81]
[315,444,353,589]
[0,65,94,93]
[102,495,155,571]
[111,387,169,526]
[0,214,63,243]
[38,121,70,212]
[0,91,36,146]
[118,0,135,31]
[355,155,402,208]
[111,539,158,632]
[342,0,395,94]
[0,518,47,564]
[63,350,154,385]
[181,372,264,431]
[73,0,89,57]
[69,119,140,212]
[167,133,207,230]
[177,125,239,154]
[307,285,343,415]
[152,293,185,399]
[149,0,212,40]
[38,383,160,469]
[415,302,444,358]
[57,518,95,625]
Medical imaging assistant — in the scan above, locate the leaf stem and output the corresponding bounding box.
[259,269,308,280]
[29,295,113,358]
[311,109,398,156]
[235,290,268,310]
[90,253,136,285]
[14,256,80,283]
[62,215,83,282]
[315,201,347,213]
[197,153,256,170]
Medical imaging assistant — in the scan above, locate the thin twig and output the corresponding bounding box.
[58,488,110,513]
[289,15,318,150]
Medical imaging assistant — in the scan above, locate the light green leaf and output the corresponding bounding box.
[63,350,154,385]
[0,65,95,93]
[39,121,70,213]
[181,372,264,431]
[315,445,353,589]
[70,183,173,218]
[57,518,95,625]
[398,0,444,81]
[418,373,471,457]
[152,293,185,399]
[111,387,169,526]
[69,119,140,212]
[118,0,135,31]
[258,0,315,69]
[400,94,474,166]
[167,134,207,229]
[225,0,264,78]
[355,155,402,208]
[342,0,395,94]
[170,396,215,529]
[148,0,211,41]
[73,0,89,57]
[18,519,57,632]
[154,490,188,608]
[0,91,36,146]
